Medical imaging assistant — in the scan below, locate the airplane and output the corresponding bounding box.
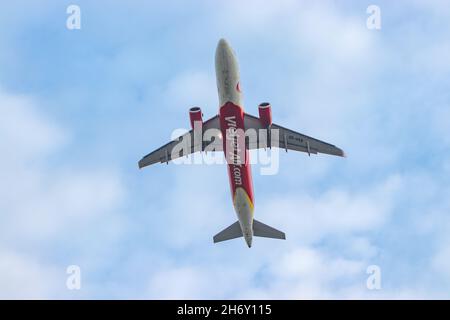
[138,38,345,248]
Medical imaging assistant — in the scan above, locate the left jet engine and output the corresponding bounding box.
[189,107,203,129]
[258,102,272,128]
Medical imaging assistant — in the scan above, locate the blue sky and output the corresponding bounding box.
[1,0,450,298]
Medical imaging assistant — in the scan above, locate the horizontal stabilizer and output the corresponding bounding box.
[253,219,286,240]
[213,221,243,243]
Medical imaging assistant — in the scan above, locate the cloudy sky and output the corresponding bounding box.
[1,0,450,299]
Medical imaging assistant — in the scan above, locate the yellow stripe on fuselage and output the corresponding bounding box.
[233,187,254,217]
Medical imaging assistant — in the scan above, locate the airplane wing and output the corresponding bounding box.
[244,113,345,157]
[138,115,222,168]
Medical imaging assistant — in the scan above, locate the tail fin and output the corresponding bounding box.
[213,220,286,244]
[253,219,286,240]
[213,221,242,243]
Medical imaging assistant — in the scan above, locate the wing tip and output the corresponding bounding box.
[334,147,346,158]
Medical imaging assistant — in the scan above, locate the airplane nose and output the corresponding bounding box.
[216,38,232,56]
[217,38,229,50]
[215,38,240,106]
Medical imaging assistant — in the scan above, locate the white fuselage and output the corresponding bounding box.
[215,38,254,248]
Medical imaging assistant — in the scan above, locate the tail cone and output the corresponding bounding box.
[245,236,252,248]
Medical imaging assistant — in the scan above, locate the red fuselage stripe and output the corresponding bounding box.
[219,102,255,204]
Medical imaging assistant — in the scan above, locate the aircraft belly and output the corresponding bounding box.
[219,100,255,247]
[234,187,253,228]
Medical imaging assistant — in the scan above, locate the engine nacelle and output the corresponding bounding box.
[258,102,272,127]
[189,107,203,129]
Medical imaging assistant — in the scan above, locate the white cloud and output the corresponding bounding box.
[0,248,60,299]
[260,247,364,299]
[0,89,126,298]
[163,71,218,115]
[432,245,450,281]
[0,90,66,162]
[147,266,211,299]
[144,245,368,299]
[257,175,401,244]
[139,173,403,299]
